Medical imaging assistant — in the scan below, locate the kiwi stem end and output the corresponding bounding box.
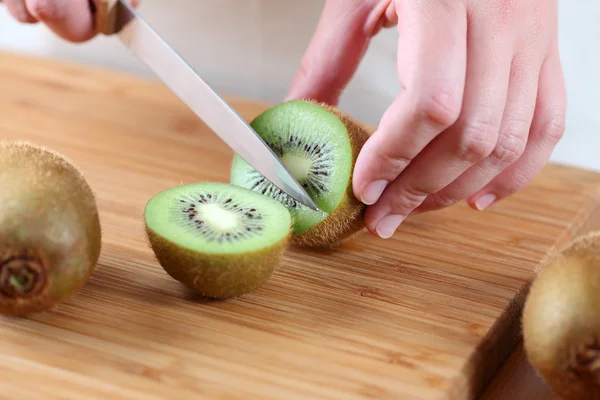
[0,251,47,298]
[569,340,600,383]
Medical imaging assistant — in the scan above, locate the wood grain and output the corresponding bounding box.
[0,51,599,400]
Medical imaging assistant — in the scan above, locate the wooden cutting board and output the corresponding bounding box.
[1,51,599,400]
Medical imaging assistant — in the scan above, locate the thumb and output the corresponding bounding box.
[285,0,391,105]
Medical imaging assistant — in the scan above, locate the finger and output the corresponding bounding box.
[466,47,566,210]
[365,10,517,238]
[4,0,37,23]
[352,1,468,206]
[418,53,543,213]
[364,0,395,36]
[284,0,380,105]
[25,0,96,43]
[383,0,397,26]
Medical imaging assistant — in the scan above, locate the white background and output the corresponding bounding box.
[1,1,598,171]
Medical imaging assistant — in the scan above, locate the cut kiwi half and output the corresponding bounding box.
[144,182,292,299]
[230,99,370,248]
[522,231,600,400]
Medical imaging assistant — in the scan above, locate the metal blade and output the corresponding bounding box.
[112,1,319,210]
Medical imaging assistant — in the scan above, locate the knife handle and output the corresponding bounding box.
[92,0,118,35]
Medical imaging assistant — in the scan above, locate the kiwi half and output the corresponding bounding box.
[522,231,600,400]
[144,182,292,299]
[230,99,370,248]
[0,140,101,317]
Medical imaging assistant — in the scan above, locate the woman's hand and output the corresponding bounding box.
[0,0,139,42]
[286,0,566,239]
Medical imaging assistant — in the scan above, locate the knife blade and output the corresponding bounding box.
[92,0,319,211]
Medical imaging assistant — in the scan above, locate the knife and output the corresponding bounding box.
[92,0,319,211]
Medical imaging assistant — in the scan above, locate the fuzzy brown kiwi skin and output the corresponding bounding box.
[0,140,102,317]
[145,224,292,299]
[522,231,600,400]
[289,100,371,249]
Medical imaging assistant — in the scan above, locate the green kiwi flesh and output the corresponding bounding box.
[522,231,600,400]
[0,140,102,317]
[144,182,292,298]
[230,99,370,248]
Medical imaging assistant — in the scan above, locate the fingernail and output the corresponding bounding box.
[474,193,497,210]
[361,180,388,205]
[376,214,405,239]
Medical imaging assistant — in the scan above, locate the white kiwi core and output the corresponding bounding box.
[200,203,238,231]
[281,153,313,181]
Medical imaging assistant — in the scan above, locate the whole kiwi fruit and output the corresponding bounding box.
[522,231,600,400]
[0,140,102,317]
[230,99,371,248]
[144,181,292,299]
